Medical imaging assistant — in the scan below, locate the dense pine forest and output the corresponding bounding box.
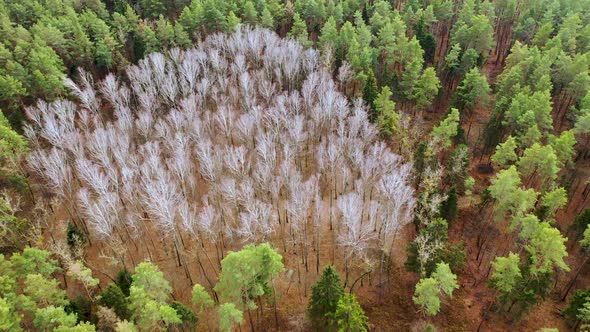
[1,0,590,331]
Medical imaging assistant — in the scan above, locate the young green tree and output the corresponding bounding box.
[549,130,576,167]
[0,297,20,331]
[375,86,400,136]
[431,262,459,297]
[242,1,258,25]
[288,13,311,48]
[308,265,345,328]
[127,262,180,331]
[191,284,214,313]
[491,136,518,168]
[522,221,569,276]
[260,7,275,29]
[489,253,522,305]
[439,187,458,224]
[33,305,78,330]
[363,69,379,121]
[413,277,440,316]
[139,0,167,19]
[457,67,491,108]
[430,108,460,149]
[413,262,459,316]
[218,303,243,332]
[414,67,441,112]
[564,288,590,327]
[0,248,97,330]
[503,90,553,138]
[539,187,567,220]
[333,293,368,332]
[178,1,204,38]
[225,11,241,33]
[214,243,283,330]
[457,67,490,134]
[27,40,66,99]
[97,284,130,320]
[138,24,160,55]
[169,301,197,331]
[202,0,227,33]
[318,16,338,52]
[516,143,560,187]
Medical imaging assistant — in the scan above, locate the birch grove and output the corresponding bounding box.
[25,26,415,287]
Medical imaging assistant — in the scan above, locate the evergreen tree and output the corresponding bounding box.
[375,86,400,136]
[225,11,241,33]
[414,67,440,112]
[413,277,440,316]
[260,7,275,29]
[97,284,130,320]
[191,284,214,313]
[517,143,560,187]
[431,108,460,149]
[308,265,345,328]
[549,130,576,167]
[139,0,166,19]
[214,243,284,329]
[127,262,180,330]
[288,13,311,48]
[333,294,368,332]
[242,1,258,25]
[571,208,590,240]
[169,301,197,331]
[491,136,518,168]
[489,253,522,306]
[564,288,590,326]
[413,262,458,316]
[362,69,378,121]
[218,303,243,332]
[439,187,458,224]
[318,16,338,52]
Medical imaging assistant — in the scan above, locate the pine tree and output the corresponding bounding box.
[489,253,521,305]
[97,284,130,320]
[517,143,560,187]
[214,243,283,330]
[127,262,180,330]
[571,208,590,239]
[170,301,197,331]
[375,86,400,136]
[413,262,458,316]
[333,294,368,332]
[431,108,460,149]
[413,277,440,316]
[414,67,440,112]
[260,7,275,29]
[191,284,214,313]
[432,262,459,297]
[491,136,518,168]
[318,16,338,52]
[288,13,311,48]
[139,0,166,19]
[242,1,258,25]
[362,69,378,122]
[225,11,241,33]
[439,187,458,224]
[215,243,283,309]
[564,288,590,326]
[218,303,243,332]
[308,265,345,328]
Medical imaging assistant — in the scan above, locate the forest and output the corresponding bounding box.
[0,0,590,331]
